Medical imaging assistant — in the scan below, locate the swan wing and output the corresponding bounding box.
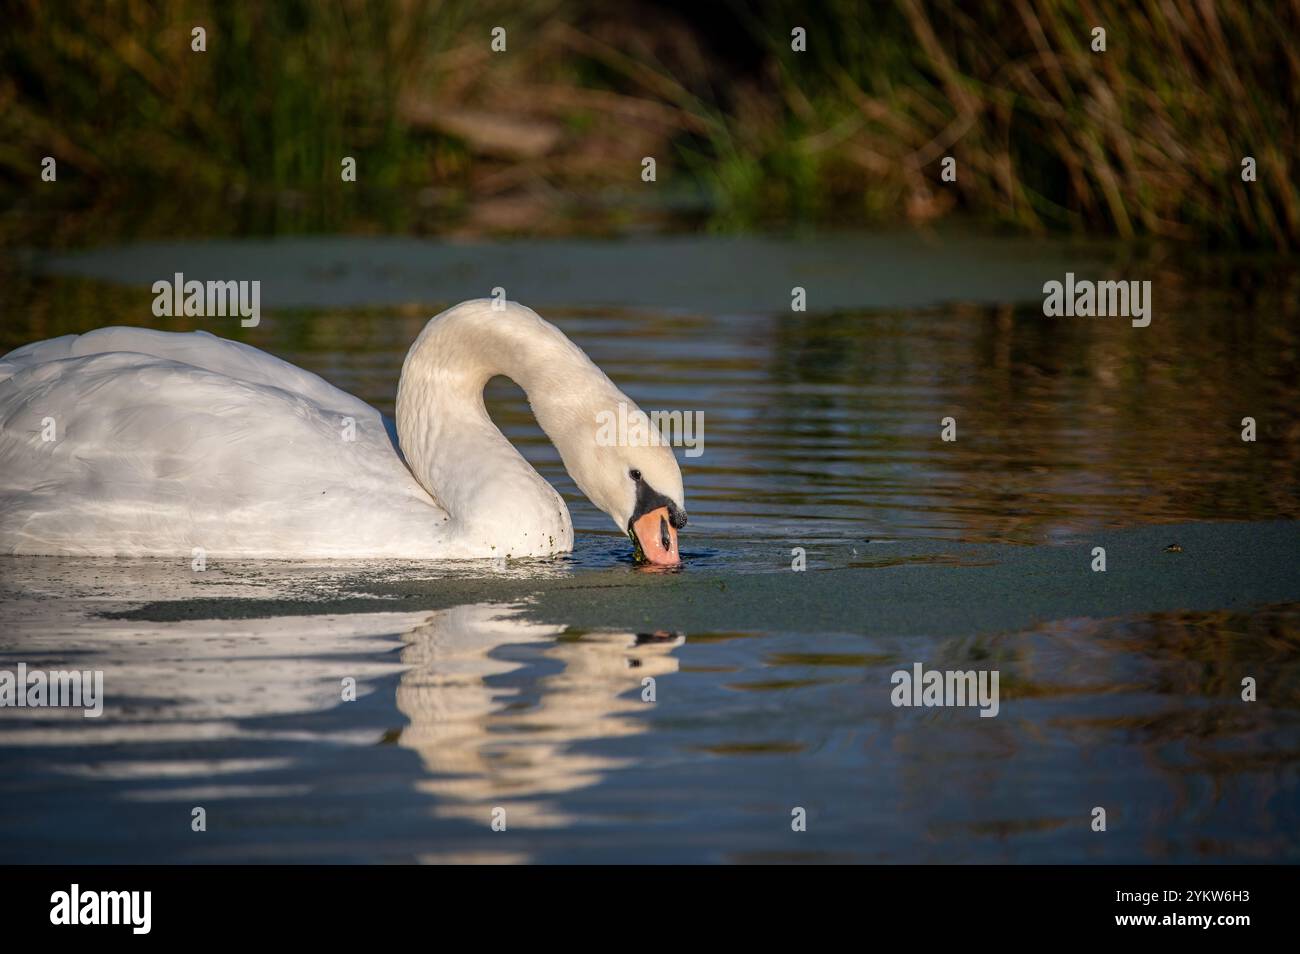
[0,329,451,557]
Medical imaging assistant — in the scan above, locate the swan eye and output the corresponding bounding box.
[629,469,641,481]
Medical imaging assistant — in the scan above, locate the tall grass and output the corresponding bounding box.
[2,0,1296,248]
[745,0,1300,247]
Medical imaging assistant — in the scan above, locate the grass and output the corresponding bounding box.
[1,0,1296,247]
[753,0,1300,247]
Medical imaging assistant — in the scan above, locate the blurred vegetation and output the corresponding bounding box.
[1,0,1297,247]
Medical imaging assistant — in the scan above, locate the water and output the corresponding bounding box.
[2,232,1299,862]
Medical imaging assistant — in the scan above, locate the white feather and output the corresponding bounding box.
[0,301,684,559]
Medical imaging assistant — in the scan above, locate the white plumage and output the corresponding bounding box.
[0,300,685,560]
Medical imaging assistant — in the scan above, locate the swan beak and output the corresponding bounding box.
[630,506,680,566]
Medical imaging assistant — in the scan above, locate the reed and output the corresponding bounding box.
[748,0,1300,248]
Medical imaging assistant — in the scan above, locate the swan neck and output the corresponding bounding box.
[393,301,601,556]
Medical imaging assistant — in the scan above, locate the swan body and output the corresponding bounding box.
[0,300,685,561]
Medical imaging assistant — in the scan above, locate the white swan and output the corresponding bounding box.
[0,299,686,563]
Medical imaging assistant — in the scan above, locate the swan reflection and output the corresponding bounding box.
[0,561,683,834]
[395,603,682,827]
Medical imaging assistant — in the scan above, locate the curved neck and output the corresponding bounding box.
[394,300,619,558]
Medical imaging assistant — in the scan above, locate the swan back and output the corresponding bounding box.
[0,328,448,557]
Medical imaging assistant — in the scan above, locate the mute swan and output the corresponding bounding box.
[0,299,686,564]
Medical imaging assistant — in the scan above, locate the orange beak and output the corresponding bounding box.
[630,506,680,566]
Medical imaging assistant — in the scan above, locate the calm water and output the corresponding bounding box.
[1,233,1298,862]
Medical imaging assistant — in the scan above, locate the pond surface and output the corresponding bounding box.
[1,231,1298,862]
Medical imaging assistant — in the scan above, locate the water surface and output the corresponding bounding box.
[1,233,1298,862]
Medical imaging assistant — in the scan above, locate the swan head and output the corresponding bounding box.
[556,411,687,566]
[623,455,688,567]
